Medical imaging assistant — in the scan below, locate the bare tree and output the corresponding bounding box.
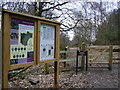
[1,1,69,19]
[69,1,110,44]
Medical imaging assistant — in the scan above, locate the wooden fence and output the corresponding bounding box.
[59,45,120,71]
[44,45,120,73]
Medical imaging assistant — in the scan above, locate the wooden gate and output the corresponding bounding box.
[86,45,120,70]
[86,45,112,70]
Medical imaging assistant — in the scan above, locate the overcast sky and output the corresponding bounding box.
[58,0,119,40]
[0,0,119,40]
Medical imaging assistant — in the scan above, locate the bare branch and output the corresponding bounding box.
[61,19,81,32]
[42,2,68,12]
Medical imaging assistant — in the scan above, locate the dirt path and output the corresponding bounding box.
[59,65,119,88]
[8,64,119,89]
[8,46,120,88]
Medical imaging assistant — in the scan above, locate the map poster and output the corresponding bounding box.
[10,18,34,65]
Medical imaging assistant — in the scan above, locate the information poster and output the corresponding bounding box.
[40,24,55,61]
[10,18,34,65]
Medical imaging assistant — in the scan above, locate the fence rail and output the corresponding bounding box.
[59,45,120,71]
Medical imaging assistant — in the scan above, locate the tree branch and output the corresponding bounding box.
[61,19,81,32]
[42,2,68,12]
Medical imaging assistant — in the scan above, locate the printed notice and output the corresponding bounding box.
[40,24,55,61]
[10,18,34,65]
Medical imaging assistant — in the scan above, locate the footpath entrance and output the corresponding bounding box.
[86,45,120,70]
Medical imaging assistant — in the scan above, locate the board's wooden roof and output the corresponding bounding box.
[2,9,61,25]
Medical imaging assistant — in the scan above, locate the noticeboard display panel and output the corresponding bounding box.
[40,23,55,61]
[10,18,34,65]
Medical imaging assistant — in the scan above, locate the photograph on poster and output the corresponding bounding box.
[10,18,34,65]
[40,23,55,61]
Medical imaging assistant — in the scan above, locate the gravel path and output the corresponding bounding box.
[8,64,119,89]
[8,46,120,89]
[59,64,119,88]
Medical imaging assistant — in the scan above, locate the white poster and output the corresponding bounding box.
[40,23,55,61]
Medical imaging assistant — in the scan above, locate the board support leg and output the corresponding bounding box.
[54,61,59,89]
[0,31,2,89]
[2,12,10,89]
[45,63,49,74]
[108,45,113,70]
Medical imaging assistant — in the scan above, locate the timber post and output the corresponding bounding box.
[54,61,59,89]
[45,63,50,74]
[108,45,113,70]
[63,46,68,68]
[81,42,86,71]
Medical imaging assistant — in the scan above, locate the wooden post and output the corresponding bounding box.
[63,47,68,68]
[3,12,10,88]
[76,50,79,74]
[86,51,88,71]
[45,63,50,74]
[54,24,60,89]
[0,31,2,89]
[108,45,113,70]
[81,42,85,71]
[54,61,59,89]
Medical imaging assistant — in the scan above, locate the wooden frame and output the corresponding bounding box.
[2,9,60,88]
[10,16,37,69]
[3,12,37,70]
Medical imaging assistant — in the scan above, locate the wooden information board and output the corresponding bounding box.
[1,9,60,88]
